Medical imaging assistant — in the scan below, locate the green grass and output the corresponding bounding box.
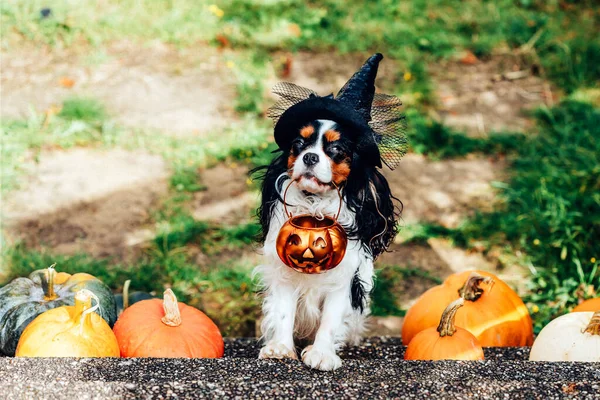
[170,166,207,193]
[3,1,596,94]
[217,0,597,101]
[458,101,599,276]
[3,244,163,294]
[229,51,269,115]
[1,0,221,47]
[540,34,600,94]
[152,209,259,257]
[406,109,527,159]
[502,101,599,330]
[371,265,442,317]
[58,97,106,122]
[3,241,260,335]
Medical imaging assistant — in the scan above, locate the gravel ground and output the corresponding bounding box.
[224,337,532,361]
[1,338,599,399]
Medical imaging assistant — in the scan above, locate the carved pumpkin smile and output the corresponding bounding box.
[287,233,332,269]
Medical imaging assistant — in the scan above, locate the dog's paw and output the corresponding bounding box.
[301,345,342,371]
[259,343,297,360]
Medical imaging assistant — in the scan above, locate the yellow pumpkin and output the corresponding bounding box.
[0,265,117,356]
[15,289,119,357]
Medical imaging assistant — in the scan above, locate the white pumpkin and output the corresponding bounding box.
[529,311,600,362]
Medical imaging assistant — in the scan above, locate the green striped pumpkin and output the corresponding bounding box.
[0,266,117,356]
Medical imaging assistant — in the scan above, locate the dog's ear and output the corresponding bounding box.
[344,160,401,259]
[252,154,287,243]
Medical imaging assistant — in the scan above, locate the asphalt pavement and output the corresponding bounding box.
[1,337,598,399]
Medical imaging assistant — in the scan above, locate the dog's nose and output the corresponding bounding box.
[303,152,319,166]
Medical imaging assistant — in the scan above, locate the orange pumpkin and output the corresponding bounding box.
[113,289,224,358]
[405,298,484,360]
[276,215,347,274]
[402,271,533,347]
[275,182,347,274]
[572,297,600,312]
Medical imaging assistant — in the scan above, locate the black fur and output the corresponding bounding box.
[342,154,401,260]
[253,151,287,243]
[252,121,401,259]
[350,269,367,312]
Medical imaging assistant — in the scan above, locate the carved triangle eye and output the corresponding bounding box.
[314,237,327,248]
[288,234,301,246]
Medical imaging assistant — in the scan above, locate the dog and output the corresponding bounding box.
[254,120,401,370]
[253,53,404,371]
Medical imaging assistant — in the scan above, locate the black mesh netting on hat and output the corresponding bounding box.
[266,82,318,125]
[369,93,408,170]
[267,82,408,170]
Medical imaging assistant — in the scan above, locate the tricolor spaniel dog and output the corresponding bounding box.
[254,54,404,371]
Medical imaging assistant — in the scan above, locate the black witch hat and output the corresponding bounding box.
[267,53,407,169]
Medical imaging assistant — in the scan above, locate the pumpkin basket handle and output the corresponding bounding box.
[282,179,343,221]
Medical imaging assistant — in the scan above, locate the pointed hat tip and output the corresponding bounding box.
[362,53,383,67]
[370,53,384,63]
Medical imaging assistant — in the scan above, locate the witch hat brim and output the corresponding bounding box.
[267,53,408,170]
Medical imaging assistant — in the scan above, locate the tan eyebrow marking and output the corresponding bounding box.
[324,129,341,142]
[300,125,314,138]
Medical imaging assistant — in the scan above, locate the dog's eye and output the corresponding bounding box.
[327,145,344,157]
[326,145,350,163]
[291,138,304,154]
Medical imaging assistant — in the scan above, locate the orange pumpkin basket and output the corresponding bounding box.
[276,180,348,274]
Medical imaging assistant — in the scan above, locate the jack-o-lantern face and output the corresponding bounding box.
[276,215,347,274]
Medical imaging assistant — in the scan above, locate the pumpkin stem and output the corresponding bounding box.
[42,264,58,301]
[437,297,465,337]
[122,280,131,311]
[73,290,100,334]
[584,311,600,336]
[73,290,92,333]
[459,273,494,302]
[161,289,182,327]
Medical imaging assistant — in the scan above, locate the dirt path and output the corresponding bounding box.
[191,164,257,224]
[388,153,505,227]
[2,148,168,260]
[0,42,238,135]
[433,55,551,135]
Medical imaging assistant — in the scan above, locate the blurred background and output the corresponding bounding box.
[1,0,598,336]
